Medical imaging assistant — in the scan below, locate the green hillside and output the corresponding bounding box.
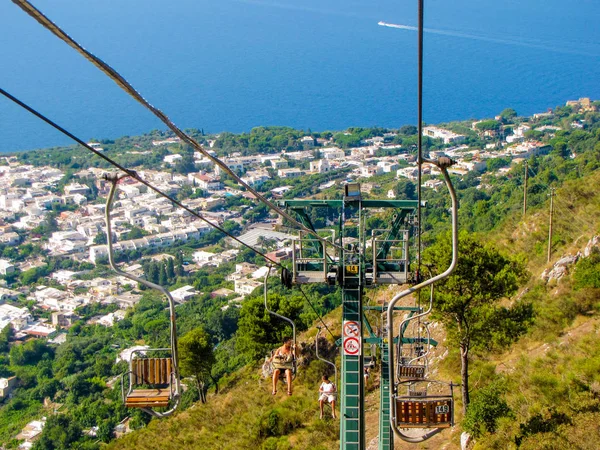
[107,170,600,450]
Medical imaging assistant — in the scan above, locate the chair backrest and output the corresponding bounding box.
[395,398,453,428]
[398,365,426,379]
[132,357,172,386]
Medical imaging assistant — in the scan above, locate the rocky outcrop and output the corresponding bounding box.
[541,235,600,282]
[541,254,580,282]
[584,235,600,258]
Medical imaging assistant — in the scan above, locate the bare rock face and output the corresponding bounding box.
[541,235,599,283]
[541,253,580,282]
[584,235,600,258]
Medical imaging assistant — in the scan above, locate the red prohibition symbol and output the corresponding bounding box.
[343,337,360,355]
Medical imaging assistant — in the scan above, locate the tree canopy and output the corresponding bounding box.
[423,231,531,413]
[179,327,217,403]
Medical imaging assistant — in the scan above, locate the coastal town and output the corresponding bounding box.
[0,97,597,447]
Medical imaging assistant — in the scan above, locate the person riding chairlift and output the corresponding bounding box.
[270,336,297,396]
[319,375,337,419]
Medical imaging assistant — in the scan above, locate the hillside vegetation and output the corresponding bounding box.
[109,175,600,450]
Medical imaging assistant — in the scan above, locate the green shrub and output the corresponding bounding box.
[257,408,302,438]
[463,381,512,438]
[262,436,292,450]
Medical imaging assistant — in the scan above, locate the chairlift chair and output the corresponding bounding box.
[396,320,432,381]
[263,266,297,380]
[386,158,459,442]
[104,173,181,418]
[364,343,377,370]
[395,379,454,428]
[371,229,410,284]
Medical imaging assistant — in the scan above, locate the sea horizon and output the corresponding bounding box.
[1,0,599,153]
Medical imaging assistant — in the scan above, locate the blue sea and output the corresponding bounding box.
[1,0,599,153]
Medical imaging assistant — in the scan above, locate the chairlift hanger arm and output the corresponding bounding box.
[104,173,181,418]
[264,266,296,347]
[387,158,459,443]
[315,327,338,388]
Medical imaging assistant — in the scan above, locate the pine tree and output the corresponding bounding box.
[147,262,159,285]
[159,264,168,286]
[166,257,175,280]
[175,252,184,277]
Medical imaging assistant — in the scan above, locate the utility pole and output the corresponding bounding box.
[547,188,555,263]
[523,161,528,219]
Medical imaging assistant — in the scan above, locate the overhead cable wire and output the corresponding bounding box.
[553,201,594,231]
[298,286,337,342]
[0,87,283,269]
[12,0,344,254]
[415,0,424,281]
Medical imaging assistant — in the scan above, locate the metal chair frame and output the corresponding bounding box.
[264,266,297,380]
[105,173,181,418]
[386,158,459,442]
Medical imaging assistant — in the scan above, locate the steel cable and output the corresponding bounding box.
[0,87,283,269]
[11,0,345,254]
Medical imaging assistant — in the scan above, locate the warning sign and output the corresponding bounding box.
[343,321,360,338]
[343,337,361,355]
[342,320,362,356]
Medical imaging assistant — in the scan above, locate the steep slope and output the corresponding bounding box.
[108,171,600,450]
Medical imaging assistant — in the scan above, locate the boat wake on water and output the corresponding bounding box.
[377,21,600,57]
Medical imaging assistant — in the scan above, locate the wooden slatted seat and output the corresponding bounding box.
[125,389,171,408]
[125,357,173,409]
[395,399,453,428]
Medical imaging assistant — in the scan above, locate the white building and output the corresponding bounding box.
[377,161,399,173]
[321,147,345,160]
[64,183,90,196]
[310,159,331,173]
[397,167,419,180]
[0,259,15,275]
[188,173,222,191]
[193,250,216,264]
[170,285,197,303]
[360,165,383,178]
[277,168,304,179]
[163,154,183,164]
[234,278,263,296]
[0,304,32,331]
[301,136,315,147]
[423,126,466,145]
[0,232,20,246]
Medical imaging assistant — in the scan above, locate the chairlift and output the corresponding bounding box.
[371,228,410,284]
[396,285,434,382]
[386,157,459,442]
[395,379,454,429]
[104,173,181,418]
[263,265,297,381]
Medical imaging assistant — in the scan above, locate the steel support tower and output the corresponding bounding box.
[283,194,419,450]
